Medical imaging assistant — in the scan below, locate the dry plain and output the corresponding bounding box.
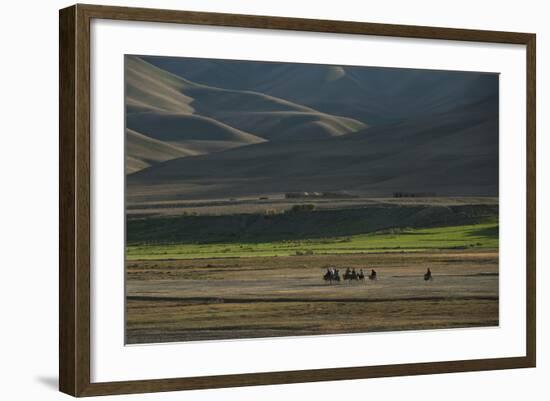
[126,250,498,344]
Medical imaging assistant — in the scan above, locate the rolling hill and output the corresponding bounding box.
[127,99,498,202]
[126,55,498,201]
[125,128,198,174]
[141,55,499,125]
[125,56,368,172]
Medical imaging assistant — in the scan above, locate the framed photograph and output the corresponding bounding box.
[59,4,536,397]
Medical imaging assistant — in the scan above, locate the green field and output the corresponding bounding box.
[127,219,498,260]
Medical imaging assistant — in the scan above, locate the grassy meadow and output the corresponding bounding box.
[127,219,498,260]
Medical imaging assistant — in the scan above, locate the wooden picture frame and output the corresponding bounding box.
[59,3,536,397]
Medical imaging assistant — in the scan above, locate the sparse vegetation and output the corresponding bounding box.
[126,203,498,245]
[126,250,498,344]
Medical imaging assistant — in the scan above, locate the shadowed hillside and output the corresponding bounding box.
[126,203,498,245]
[126,55,498,201]
[127,99,498,201]
[142,55,498,125]
[125,56,367,172]
[126,128,198,174]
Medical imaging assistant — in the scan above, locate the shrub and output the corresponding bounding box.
[294,249,313,256]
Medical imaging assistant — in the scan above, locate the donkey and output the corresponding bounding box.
[358,269,365,281]
[343,268,359,282]
[368,269,377,281]
[323,268,341,284]
[424,268,433,281]
[324,268,334,284]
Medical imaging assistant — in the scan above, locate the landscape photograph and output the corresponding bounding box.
[124,54,499,345]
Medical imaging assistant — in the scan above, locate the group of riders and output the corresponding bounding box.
[323,266,432,283]
[323,267,377,283]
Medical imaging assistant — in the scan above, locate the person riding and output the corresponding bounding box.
[369,269,377,280]
[424,268,432,281]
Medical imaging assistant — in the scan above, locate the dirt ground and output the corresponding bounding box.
[126,250,498,344]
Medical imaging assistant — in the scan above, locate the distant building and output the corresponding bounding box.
[393,192,437,198]
[285,191,358,199]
